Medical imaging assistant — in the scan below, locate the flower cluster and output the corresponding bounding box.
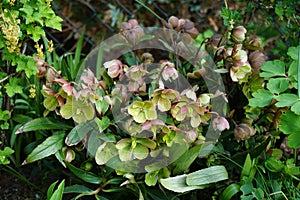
[165,16,199,39]
[0,9,21,54]
[206,25,267,83]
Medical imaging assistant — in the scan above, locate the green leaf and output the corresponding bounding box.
[266,78,289,94]
[145,170,159,186]
[63,184,93,194]
[49,180,65,200]
[260,60,286,78]
[27,25,45,42]
[44,96,59,111]
[133,144,148,160]
[186,166,228,186]
[4,77,23,97]
[160,174,205,193]
[94,116,110,132]
[47,180,59,200]
[136,138,156,149]
[287,46,299,60]
[16,55,38,78]
[172,144,202,174]
[16,118,71,134]
[45,15,63,31]
[249,89,274,107]
[25,133,65,164]
[220,183,240,200]
[264,157,284,172]
[280,110,300,148]
[95,142,118,165]
[66,163,103,184]
[275,93,299,107]
[291,100,300,115]
[65,121,95,146]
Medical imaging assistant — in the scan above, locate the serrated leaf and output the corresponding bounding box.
[186,166,228,185]
[4,77,23,97]
[27,25,45,42]
[25,133,65,164]
[66,163,103,184]
[279,110,300,148]
[16,118,71,134]
[45,15,63,31]
[266,78,289,94]
[260,60,286,78]
[160,174,205,193]
[249,89,274,107]
[16,55,38,78]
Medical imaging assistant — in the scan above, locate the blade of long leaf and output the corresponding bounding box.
[16,118,71,134]
[50,180,65,200]
[24,133,65,164]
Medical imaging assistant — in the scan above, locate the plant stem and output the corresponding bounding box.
[135,0,162,21]
[2,165,43,192]
[297,42,300,98]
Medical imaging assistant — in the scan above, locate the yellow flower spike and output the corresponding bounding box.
[47,40,54,53]
[29,85,36,99]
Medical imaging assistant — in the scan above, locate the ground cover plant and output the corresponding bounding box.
[0,0,299,199]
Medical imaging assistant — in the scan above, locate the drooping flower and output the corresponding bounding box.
[231,26,247,43]
[230,62,252,82]
[234,123,256,142]
[103,59,124,79]
[212,116,230,131]
[249,50,267,69]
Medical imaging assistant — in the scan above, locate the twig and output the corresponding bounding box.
[0,72,16,84]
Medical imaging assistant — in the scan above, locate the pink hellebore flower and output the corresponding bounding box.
[212,116,230,131]
[104,59,123,79]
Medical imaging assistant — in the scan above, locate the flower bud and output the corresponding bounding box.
[234,123,256,142]
[168,16,179,28]
[62,147,75,163]
[231,26,247,43]
[249,50,267,69]
[245,35,262,51]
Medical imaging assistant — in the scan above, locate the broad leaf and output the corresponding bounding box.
[266,78,289,94]
[186,166,228,185]
[280,110,300,148]
[275,93,299,107]
[260,60,286,78]
[25,133,65,164]
[160,174,205,193]
[249,89,274,107]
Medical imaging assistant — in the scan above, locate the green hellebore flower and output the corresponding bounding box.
[128,100,157,123]
[152,89,179,112]
[60,96,95,124]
